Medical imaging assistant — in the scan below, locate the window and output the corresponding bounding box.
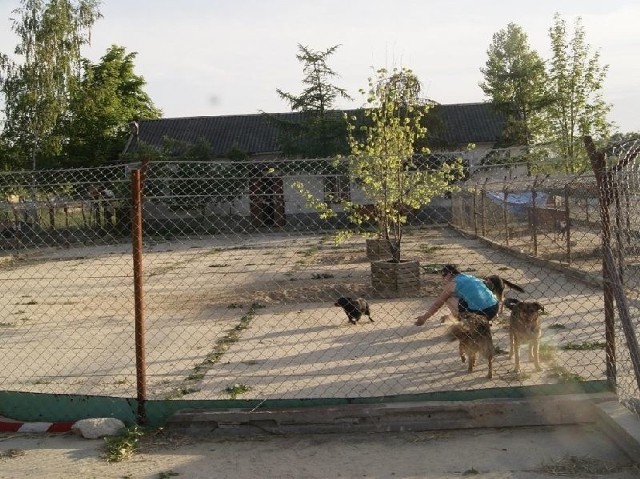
[324,175,350,203]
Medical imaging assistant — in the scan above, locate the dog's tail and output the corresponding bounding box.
[502,278,525,293]
[503,297,521,311]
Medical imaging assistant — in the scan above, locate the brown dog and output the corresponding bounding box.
[504,298,545,373]
[447,313,494,379]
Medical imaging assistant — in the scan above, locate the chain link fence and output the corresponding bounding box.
[451,173,601,275]
[452,140,640,417]
[0,151,638,424]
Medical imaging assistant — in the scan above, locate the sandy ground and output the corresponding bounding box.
[0,228,612,400]
[1,424,640,479]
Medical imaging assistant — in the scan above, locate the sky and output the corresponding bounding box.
[0,0,639,132]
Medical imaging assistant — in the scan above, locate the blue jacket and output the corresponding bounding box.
[454,273,498,311]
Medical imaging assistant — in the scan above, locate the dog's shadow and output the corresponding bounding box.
[255,324,332,340]
[331,323,444,349]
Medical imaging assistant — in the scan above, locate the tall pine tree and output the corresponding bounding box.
[274,44,352,158]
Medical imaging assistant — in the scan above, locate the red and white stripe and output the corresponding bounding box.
[0,417,76,433]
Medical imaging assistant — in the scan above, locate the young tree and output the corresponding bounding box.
[274,43,352,158]
[0,0,102,170]
[61,45,162,167]
[479,23,549,146]
[547,13,611,172]
[345,67,462,263]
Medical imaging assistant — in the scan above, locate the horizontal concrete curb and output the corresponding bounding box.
[166,392,618,437]
[0,416,76,433]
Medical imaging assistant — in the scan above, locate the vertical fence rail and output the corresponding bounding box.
[586,136,640,390]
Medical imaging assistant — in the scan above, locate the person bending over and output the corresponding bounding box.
[415,264,499,326]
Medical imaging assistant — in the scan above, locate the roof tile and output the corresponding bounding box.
[133,103,504,156]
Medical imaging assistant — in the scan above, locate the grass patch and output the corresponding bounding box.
[516,343,585,382]
[224,383,251,399]
[166,303,262,399]
[548,323,567,330]
[418,244,443,254]
[561,341,606,351]
[548,364,585,383]
[311,273,334,279]
[296,246,320,259]
[537,455,640,476]
[31,378,51,385]
[538,343,557,362]
[536,342,585,382]
[494,345,508,355]
[158,471,180,478]
[103,425,144,463]
[421,263,445,274]
[0,449,25,459]
[0,322,15,327]
[186,372,205,381]
[461,467,479,475]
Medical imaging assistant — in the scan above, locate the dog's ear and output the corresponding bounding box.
[503,297,520,310]
[535,302,545,312]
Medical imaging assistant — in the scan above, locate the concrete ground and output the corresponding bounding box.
[0,423,637,479]
[1,396,639,479]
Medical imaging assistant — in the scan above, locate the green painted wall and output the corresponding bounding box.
[1,380,613,428]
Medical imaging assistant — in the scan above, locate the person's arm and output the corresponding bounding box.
[415,282,454,326]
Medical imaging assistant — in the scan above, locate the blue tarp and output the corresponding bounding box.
[486,191,548,219]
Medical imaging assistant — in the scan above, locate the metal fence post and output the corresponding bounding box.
[473,186,478,235]
[502,187,509,246]
[531,188,538,257]
[131,169,147,424]
[480,187,486,237]
[564,185,571,265]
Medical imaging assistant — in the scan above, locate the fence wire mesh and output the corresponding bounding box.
[602,139,640,417]
[0,154,637,421]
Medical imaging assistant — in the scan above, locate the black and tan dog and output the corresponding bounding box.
[447,313,494,379]
[334,297,373,324]
[484,275,525,314]
[503,297,545,373]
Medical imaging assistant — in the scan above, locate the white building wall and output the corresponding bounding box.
[283,175,324,214]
